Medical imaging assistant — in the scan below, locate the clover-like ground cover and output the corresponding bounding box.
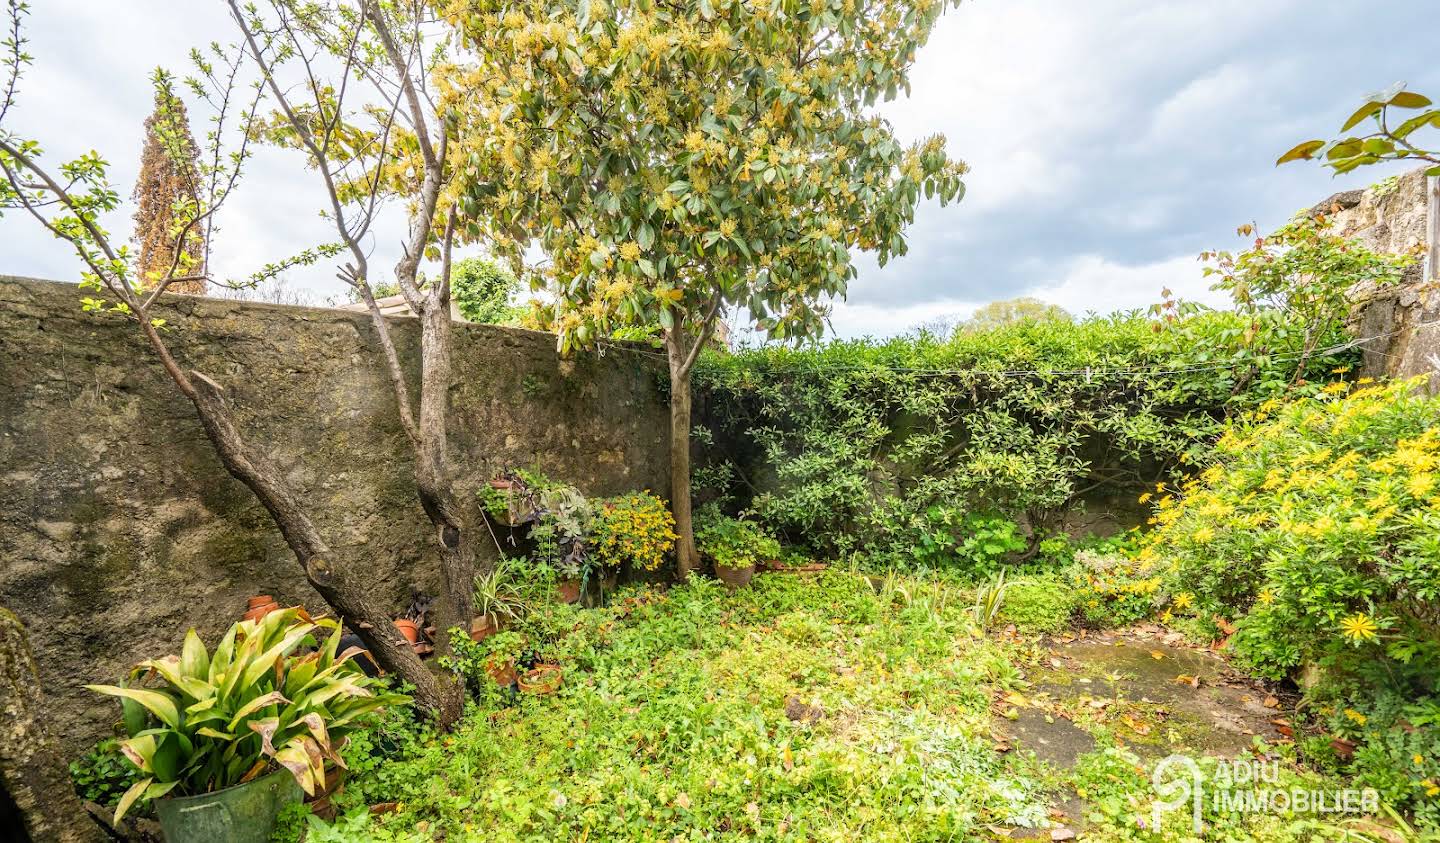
[295,572,1397,842]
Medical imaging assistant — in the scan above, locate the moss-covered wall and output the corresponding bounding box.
[0,276,669,755]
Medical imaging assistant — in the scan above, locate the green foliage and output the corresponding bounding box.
[971,569,1007,631]
[446,0,968,351]
[304,572,1059,839]
[695,507,780,571]
[996,573,1078,634]
[451,257,521,324]
[84,607,409,823]
[697,307,1356,564]
[910,509,1025,577]
[590,492,678,572]
[1072,549,1163,628]
[1279,82,1440,177]
[1144,379,1440,692]
[1201,216,1411,375]
[962,297,1072,333]
[472,559,528,623]
[69,738,144,809]
[1305,690,1440,829]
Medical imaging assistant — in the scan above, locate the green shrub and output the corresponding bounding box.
[907,509,1026,577]
[997,574,1077,633]
[1071,549,1163,628]
[1143,379,1440,690]
[452,257,521,324]
[696,307,1360,563]
[695,508,780,570]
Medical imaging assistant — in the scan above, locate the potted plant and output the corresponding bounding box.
[518,663,563,695]
[86,608,407,842]
[480,631,526,688]
[393,593,434,651]
[470,561,526,641]
[696,509,781,590]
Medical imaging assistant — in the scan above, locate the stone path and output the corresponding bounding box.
[994,626,1291,839]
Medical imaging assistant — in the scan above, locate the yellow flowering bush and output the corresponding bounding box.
[590,492,678,572]
[1144,379,1440,687]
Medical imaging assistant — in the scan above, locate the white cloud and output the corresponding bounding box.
[1026,252,1228,317]
[826,296,981,340]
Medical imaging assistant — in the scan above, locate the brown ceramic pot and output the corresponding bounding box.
[714,563,755,589]
[484,657,518,687]
[518,663,563,695]
[393,619,421,644]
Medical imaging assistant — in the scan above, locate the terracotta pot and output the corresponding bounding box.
[469,614,503,642]
[484,658,517,687]
[242,600,279,622]
[518,663,563,695]
[557,579,582,604]
[393,619,421,644]
[247,595,275,609]
[307,767,347,821]
[715,563,755,589]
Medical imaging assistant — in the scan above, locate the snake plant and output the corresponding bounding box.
[86,606,408,823]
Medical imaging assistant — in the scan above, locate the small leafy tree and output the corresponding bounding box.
[452,257,520,323]
[132,70,206,294]
[1200,217,1411,379]
[963,297,1071,332]
[441,0,968,576]
[0,0,494,726]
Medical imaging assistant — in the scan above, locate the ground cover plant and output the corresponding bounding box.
[254,569,1407,842]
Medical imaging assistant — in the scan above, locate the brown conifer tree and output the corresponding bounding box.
[132,75,206,294]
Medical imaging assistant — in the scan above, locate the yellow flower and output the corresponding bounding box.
[1424,779,1440,797]
[1138,492,1152,504]
[1257,589,1275,606]
[1172,592,1194,611]
[1344,708,1368,725]
[1339,613,1379,644]
[1191,526,1215,544]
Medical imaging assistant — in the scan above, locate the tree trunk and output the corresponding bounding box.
[412,302,478,649]
[666,330,700,580]
[0,608,108,843]
[184,369,461,728]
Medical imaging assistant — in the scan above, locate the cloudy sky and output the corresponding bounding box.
[2,1,1437,338]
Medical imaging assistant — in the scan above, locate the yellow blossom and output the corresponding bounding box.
[1339,613,1379,644]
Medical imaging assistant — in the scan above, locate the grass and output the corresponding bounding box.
[305,571,1052,841]
[291,571,1407,843]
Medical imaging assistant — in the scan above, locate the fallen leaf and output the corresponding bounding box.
[1051,828,1077,841]
[1263,696,1280,709]
[675,792,692,809]
[1149,650,1166,660]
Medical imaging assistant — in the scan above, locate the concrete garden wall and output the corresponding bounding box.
[0,276,670,755]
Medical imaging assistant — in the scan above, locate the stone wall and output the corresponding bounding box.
[1315,167,1440,390]
[0,276,670,755]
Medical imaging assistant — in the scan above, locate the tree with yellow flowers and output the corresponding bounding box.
[440,0,968,577]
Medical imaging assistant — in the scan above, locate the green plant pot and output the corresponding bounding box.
[155,770,302,843]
